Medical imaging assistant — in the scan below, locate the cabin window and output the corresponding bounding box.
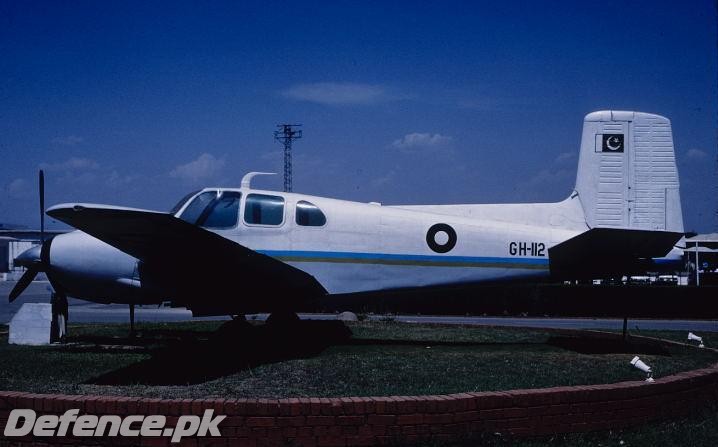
[178,190,242,229]
[244,194,285,226]
[296,201,326,226]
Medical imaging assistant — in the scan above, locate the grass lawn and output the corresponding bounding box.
[0,320,716,400]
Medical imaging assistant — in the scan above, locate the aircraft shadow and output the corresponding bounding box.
[63,328,221,355]
[83,322,546,386]
[83,323,671,386]
[546,335,671,355]
[346,339,545,348]
[86,320,353,386]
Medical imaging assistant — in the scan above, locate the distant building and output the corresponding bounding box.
[0,223,67,281]
[683,233,718,286]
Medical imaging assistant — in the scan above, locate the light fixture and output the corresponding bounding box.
[630,356,654,383]
[688,332,705,348]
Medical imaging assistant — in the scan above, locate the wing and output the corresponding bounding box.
[47,203,326,315]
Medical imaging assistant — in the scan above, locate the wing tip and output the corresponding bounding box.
[47,203,164,217]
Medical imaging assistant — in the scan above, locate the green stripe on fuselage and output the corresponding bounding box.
[273,255,548,269]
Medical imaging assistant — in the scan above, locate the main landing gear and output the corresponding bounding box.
[129,304,135,337]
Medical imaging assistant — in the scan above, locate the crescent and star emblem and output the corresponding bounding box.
[606,136,622,151]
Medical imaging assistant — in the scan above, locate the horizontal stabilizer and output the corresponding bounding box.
[548,228,683,278]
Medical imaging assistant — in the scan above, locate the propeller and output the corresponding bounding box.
[40,169,45,243]
[9,170,51,302]
[9,266,40,302]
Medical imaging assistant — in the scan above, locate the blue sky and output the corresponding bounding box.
[1,0,716,232]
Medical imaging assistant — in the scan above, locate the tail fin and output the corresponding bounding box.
[574,110,684,233]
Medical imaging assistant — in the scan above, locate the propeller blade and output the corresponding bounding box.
[9,266,39,302]
[39,169,45,243]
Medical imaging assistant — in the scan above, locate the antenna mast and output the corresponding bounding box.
[274,124,302,192]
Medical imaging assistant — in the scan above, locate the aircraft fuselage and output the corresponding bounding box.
[45,189,586,304]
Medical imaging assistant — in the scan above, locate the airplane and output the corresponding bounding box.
[9,110,686,330]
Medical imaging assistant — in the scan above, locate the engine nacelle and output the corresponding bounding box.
[49,230,143,304]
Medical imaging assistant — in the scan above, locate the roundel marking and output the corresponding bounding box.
[426,223,457,253]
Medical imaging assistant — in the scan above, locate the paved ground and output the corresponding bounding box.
[1,281,717,332]
[0,281,220,324]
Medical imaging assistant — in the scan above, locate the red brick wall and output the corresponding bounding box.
[1,363,717,446]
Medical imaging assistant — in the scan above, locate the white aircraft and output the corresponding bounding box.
[9,111,685,324]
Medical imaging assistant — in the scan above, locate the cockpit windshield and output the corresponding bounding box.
[178,190,242,229]
[170,190,201,215]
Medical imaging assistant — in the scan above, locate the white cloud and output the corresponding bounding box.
[281,82,388,105]
[52,135,85,146]
[105,170,137,188]
[456,98,498,111]
[686,148,709,161]
[515,149,577,198]
[7,178,26,193]
[62,171,98,186]
[512,167,574,203]
[392,133,453,151]
[40,157,100,171]
[522,168,574,188]
[554,151,576,164]
[169,153,226,184]
[5,178,30,198]
[37,157,142,189]
[370,170,396,188]
[260,149,283,161]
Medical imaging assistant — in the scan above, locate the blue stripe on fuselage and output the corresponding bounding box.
[256,249,549,268]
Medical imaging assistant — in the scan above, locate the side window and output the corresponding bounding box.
[244,194,285,226]
[296,200,326,226]
[200,191,241,229]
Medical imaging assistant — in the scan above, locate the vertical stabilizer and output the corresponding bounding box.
[574,111,684,233]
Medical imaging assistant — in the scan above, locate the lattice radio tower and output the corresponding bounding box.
[274,124,302,192]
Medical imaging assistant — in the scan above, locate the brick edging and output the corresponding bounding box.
[1,362,717,446]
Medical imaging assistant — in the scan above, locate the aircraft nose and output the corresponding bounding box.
[13,244,42,268]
